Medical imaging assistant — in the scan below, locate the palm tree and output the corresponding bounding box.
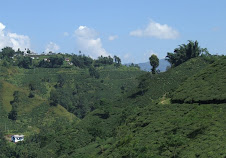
[166,40,209,67]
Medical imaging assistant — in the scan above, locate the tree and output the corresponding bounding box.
[57,75,65,88]
[113,55,121,68]
[8,91,19,120]
[71,54,93,68]
[29,83,36,91]
[49,90,59,106]
[17,56,32,68]
[8,109,17,120]
[83,55,93,67]
[166,40,209,67]
[89,66,100,79]
[1,47,15,58]
[113,55,121,64]
[149,54,159,74]
[94,55,113,67]
[0,47,15,61]
[28,92,35,98]
[38,56,64,68]
[71,55,84,68]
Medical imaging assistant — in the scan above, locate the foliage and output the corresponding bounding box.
[49,89,59,106]
[113,55,121,68]
[0,51,225,157]
[17,56,32,69]
[171,56,226,104]
[71,54,93,68]
[127,63,140,69]
[113,55,121,64]
[149,54,159,74]
[128,57,211,101]
[94,55,114,67]
[0,47,15,61]
[0,132,16,157]
[166,40,209,67]
[8,91,20,121]
[8,108,17,120]
[89,66,100,79]
[38,56,64,68]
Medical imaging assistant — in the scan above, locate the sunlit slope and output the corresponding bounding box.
[98,57,226,158]
[2,57,225,157]
[0,65,143,134]
[0,68,78,134]
[126,57,211,106]
[21,57,218,158]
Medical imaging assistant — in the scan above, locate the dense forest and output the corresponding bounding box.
[0,41,225,157]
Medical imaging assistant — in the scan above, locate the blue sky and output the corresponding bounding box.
[0,0,225,63]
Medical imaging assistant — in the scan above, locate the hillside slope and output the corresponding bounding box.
[100,56,226,157]
[0,65,143,136]
[171,56,226,104]
[1,56,226,157]
[0,79,78,136]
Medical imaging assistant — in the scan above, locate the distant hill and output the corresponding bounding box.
[138,59,170,72]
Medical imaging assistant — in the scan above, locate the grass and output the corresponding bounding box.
[49,105,78,122]
[0,81,17,112]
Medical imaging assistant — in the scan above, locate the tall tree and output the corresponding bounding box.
[38,56,64,68]
[149,54,159,74]
[113,55,121,67]
[17,56,32,69]
[0,47,15,61]
[89,66,100,79]
[166,40,209,67]
[8,109,17,120]
[49,90,59,106]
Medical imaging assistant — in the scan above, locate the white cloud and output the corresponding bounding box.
[121,53,134,64]
[63,32,69,36]
[0,22,31,51]
[74,26,109,58]
[0,23,6,31]
[123,53,130,59]
[45,42,60,53]
[130,20,179,39]
[108,35,118,41]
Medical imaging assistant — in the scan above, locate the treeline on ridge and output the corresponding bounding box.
[0,46,128,69]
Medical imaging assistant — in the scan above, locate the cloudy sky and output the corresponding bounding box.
[0,0,225,63]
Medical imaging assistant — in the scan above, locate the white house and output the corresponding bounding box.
[65,58,70,62]
[11,135,24,143]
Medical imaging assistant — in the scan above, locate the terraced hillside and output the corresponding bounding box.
[0,65,143,135]
[100,56,226,158]
[171,56,226,104]
[0,56,225,158]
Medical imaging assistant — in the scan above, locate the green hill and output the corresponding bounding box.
[0,77,78,136]
[171,56,226,104]
[0,55,226,157]
[0,64,143,134]
[99,56,226,158]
